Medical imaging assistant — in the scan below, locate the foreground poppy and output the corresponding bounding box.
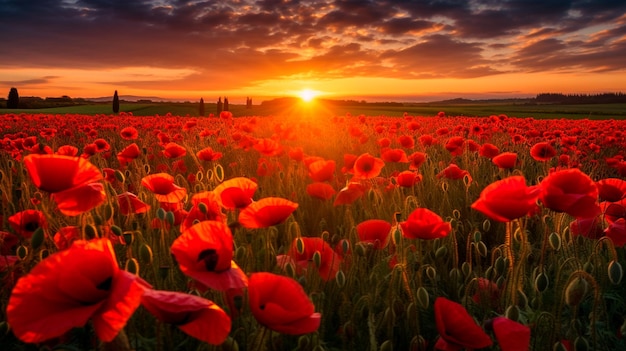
[213,177,258,210]
[492,152,518,169]
[596,178,626,202]
[238,197,298,228]
[117,143,141,166]
[352,153,385,179]
[170,220,247,291]
[117,192,151,216]
[7,238,148,343]
[356,219,391,249]
[333,182,366,206]
[471,176,540,222]
[140,289,231,345]
[530,141,556,162]
[141,173,188,204]
[248,272,321,335]
[400,208,451,240]
[434,297,492,350]
[53,182,107,216]
[539,168,600,218]
[24,154,103,193]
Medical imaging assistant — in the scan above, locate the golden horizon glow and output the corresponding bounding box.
[298,88,319,102]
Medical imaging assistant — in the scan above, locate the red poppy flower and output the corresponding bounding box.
[1,231,19,255]
[492,152,518,169]
[434,297,492,351]
[356,219,391,249]
[253,138,283,156]
[601,199,626,224]
[53,182,107,216]
[341,153,358,174]
[288,237,342,281]
[396,171,423,188]
[163,142,187,158]
[288,147,304,162]
[306,182,336,200]
[605,218,626,247]
[248,272,321,335]
[117,143,141,165]
[213,177,258,210]
[196,147,223,162]
[408,151,427,170]
[333,182,366,206]
[141,173,188,204]
[400,208,451,240]
[479,143,500,159]
[179,191,225,232]
[120,126,139,140]
[569,217,604,240]
[53,226,80,251]
[596,178,626,202]
[170,220,248,291]
[238,197,298,228]
[308,159,336,182]
[471,278,500,306]
[490,317,530,351]
[24,154,102,193]
[471,176,540,222]
[530,141,556,161]
[7,238,148,343]
[539,168,600,218]
[436,163,471,183]
[8,209,48,239]
[445,136,465,156]
[353,153,385,179]
[56,145,79,156]
[93,138,110,152]
[140,289,231,345]
[381,148,409,163]
[419,134,436,147]
[398,135,415,149]
[117,192,150,216]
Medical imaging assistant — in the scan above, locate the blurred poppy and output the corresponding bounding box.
[248,272,321,335]
[492,152,518,169]
[434,297,492,351]
[356,219,391,249]
[530,142,556,162]
[253,138,283,157]
[120,126,139,140]
[341,153,358,174]
[408,151,427,170]
[601,199,626,224]
[140,289,231,345]
[7,238,148,343]
[24,154,102,193]
[596,178,626,202]
[445,136,465,156]
[308,159,336,182]
[569,217,604,240]
[306,182,336,200]
[400,208,451,240]
[288,147,304,162]
[117,192,150,216]
[333,182,366,206]
[0,231,19,255]
[419,134,436,147]
[398,135,415,149]
[605,218,626,247]
[381,148,409,163]
[213,177,258,210]
[437,164,471,183]
[53,226,80,251]
[196,147,223,162]
[471,176,540,222]
[488,317,530,351]
[479,143,500,159]
[238,197,298,228]
[539,168,600,218]
[288,237,342,281]
[117,143,141,166]
[163,142,187,158]
[93,138,110,152]
[141,173,188,204]
[353,153,385,179]
[396,171,422,188]
[471,278,500,307]
[56,145,79,156]
[170,220,247,291]
[8,210,48,239]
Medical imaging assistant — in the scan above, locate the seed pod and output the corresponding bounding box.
[425,266,437,282]
[84,224,97,239]
[482,219,491,232]
[565,277,588,306]
[125,258,139,275]
[165,211,175,226]
[111,225,123,237]
[313,250,322,268]
[139,244,153,264]
[416,287,429,309]
[548,232,561,251]
[214,164,224,182]
[608,260,623,285]
[156,207,167,220]
[435,245,448,260]
[473,231,482,243]
[114,169,125,183]
[461,261,472,278]
[505,305,520,322]
[476,241,488,257]
[30,227,45,250]
[335,270,346,288]
[123,231,134,245]
[221,337,239,351]
[16,245,28,260]
[295,237,305,255]
[534,272,550,292]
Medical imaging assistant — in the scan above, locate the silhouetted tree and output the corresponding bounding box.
[7,87,19,108]
[246,97,252,109]
[112,90,120,113]
[224,97,229,112]
[217,97,223,115]
[199,97,205,116]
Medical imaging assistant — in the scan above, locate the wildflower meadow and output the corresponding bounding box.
[2,110,626,350]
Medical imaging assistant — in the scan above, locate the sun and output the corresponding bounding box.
[298,88,319,102]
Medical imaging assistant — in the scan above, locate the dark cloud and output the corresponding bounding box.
[1,0,625,93]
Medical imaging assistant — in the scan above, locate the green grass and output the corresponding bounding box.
[1,102,625,119]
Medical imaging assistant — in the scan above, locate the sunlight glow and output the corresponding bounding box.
[298,89,319,102]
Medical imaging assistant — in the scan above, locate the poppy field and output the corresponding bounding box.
[2,110,626,350]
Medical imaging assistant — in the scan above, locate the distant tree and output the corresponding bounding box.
[224,97,229,112]
[7,87,19,108]
[217,97,223,115]
[112,90,120,113]
[199,97,205,116]
[246,97,252,109]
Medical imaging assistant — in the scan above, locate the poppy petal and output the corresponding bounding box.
[238,197,298,228]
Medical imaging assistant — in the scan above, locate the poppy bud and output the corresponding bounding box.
[574,337,589,351]
[549,232,561,251]
[339,239,350,255]
[335,270,346,288]
[125,258,140,275]
[156,207,167,220]
[495,256,506,275]
[416,287,429,309]
[195,170,204,182]
[144,164,150,173]
[165,211,176,226]
[313,250,322,268]
[296,237,305,255]
[482,219,491,232]
[39,249,49,260]
[476,241,488,257]
[425,266,437,281]
[139,244,153,264]
[111,225,123,237]
[84,224,97,239]
[505,305,520,322]
[435,245,448,260]
[221,337,239,351]
[534,272,550,292]
[214,164,225,182]
[461,262,472,278]
[565,277,588,306]
[159,265,170,280]
[393,228,402,245]
[441,181,449,192]
[16,245,28,260]
[355,242,367,256]
[114,169,125,183]
[380,340,393,351]
[473,231,482,242]
[583,261,594,274]
[30,227,44,250]
[607,260,623,285]
[553,341,568,351]
[198,202,208,214]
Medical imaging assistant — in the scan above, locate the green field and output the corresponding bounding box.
[1,101,626,120]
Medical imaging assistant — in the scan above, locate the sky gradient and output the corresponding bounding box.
[1,0,626,102]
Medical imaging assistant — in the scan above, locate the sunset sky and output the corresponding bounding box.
[1,0,626,103]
